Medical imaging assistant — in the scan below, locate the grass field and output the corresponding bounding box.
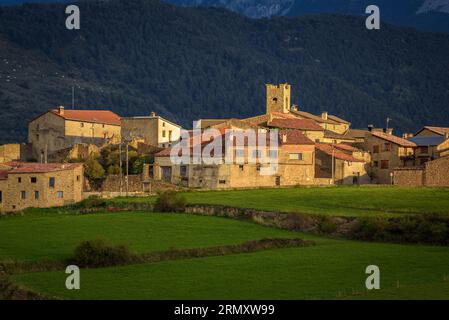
[0,211,299,261]
[109,186,449,217]
[12,233,449,299]
[3,186,449,300]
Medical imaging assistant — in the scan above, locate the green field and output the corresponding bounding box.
[110,186,449,217]
[12,232,449,299]
[2,186,449,300]
[0,212,299,261]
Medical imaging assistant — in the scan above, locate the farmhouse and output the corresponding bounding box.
[0,162,83,213]
[28,107,121,161]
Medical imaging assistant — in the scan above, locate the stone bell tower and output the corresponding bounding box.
[266,83,291,114]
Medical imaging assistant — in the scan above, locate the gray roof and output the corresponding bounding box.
[408,136,445,146]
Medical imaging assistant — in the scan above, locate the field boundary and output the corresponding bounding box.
[0,238,314,275]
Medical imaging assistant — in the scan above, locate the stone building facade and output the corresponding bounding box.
[121,112,182,148]
[364,130,417,184]
[28,107,121,160]
[0,162,83,213]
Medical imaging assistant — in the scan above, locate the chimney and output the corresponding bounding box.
[321,112,328,120]
[445,132,449,139]
[367,124,374,132]
[282,133,287,143]
[150,111,156,117]
[58,106,65,116]
[402,133,413,139]
[385,128,393,135]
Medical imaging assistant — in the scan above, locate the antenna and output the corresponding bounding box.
[72,85,75,109]
[386,117,391,129]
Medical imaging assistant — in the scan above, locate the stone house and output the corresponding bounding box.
[315,143,370,185]
[364,130,417,184]
[28,107,121,161]
[414,126,449,138]
[153,129,317,189]
[407,136,445,165]
[121,112,182,148]
[0,162,83,213]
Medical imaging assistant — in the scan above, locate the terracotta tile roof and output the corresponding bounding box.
[345,129,368,139]
[333,143,360,152]
[4,162,82,174]
[315,144,364,162]
[291,110,339,124]
[155,129,314,157]
[328,115,350,124]
[0,170,9,180]
[267,118,323,131]
[371,131,417,147]
[279,130,315,145]
[49,109,121,125]
[324,130,356,141]
[420,126,449,136]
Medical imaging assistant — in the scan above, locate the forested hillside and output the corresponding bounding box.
[0,0,449,143]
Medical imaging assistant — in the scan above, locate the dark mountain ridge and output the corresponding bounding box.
[0,0,449,143]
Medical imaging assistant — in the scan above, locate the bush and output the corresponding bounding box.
[154,191,187,212]
[317,216,337,234]
[80,196,107,209]
[72,239,133,267]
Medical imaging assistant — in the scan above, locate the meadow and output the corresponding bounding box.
[2,186,449,300]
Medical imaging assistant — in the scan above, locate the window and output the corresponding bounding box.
[289,153,303,160]
[239,165,244,171]
[252,150,262,159]
[256,164,261,172]
[102,124,105,128]
[49,177,55,188]
[383,143,392,152]
[180,166,187,178]
[373,145,380,153]
[219,180,226,184]
[373,161,379,168]
[419,146,429,154]
[0,191,2,203]
[162,122,166,127]
[235,149,245,159]
[80,123,84,127]
[31,177,37,183]
[269,150,278,159]
[381,160,389,169]
[57,191,64,199]
[272,97,278,103]
[34,191,39,200]
[162,130,166,138]
[420,158,428,165]
[18,177,22,183]
[36,134,39,141]
[21,191,26,199]
[76,175,80,182]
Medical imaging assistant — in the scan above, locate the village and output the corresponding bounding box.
[0,83,448,213]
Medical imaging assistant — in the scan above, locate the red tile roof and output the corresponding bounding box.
[4,162,82,174]
[0,170,9,180]
[371,131,417,147]
[155,129,314,157]
[316,144,364,162]
[333,143,360,152]
[268,118,323,131]
[49,109,121,125]
[279,130,315,145]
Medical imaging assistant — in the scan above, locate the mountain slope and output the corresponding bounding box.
[165,0,449,33]
[0,0,449,144]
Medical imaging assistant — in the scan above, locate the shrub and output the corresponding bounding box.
[317,216,337,234]
[80,195,107,209]
[154,191,187,212]
[72,239,133,267]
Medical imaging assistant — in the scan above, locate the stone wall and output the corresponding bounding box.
[393,167,424,186]
[425,156,449,187]
[101,175,143,192]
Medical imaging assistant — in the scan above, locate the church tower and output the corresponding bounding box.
[266,83,291,114]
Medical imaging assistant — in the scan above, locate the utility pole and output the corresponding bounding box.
[119,142,123,196]
[331,144,335,185]
[72,85,75,109]
[126,140,129,197]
